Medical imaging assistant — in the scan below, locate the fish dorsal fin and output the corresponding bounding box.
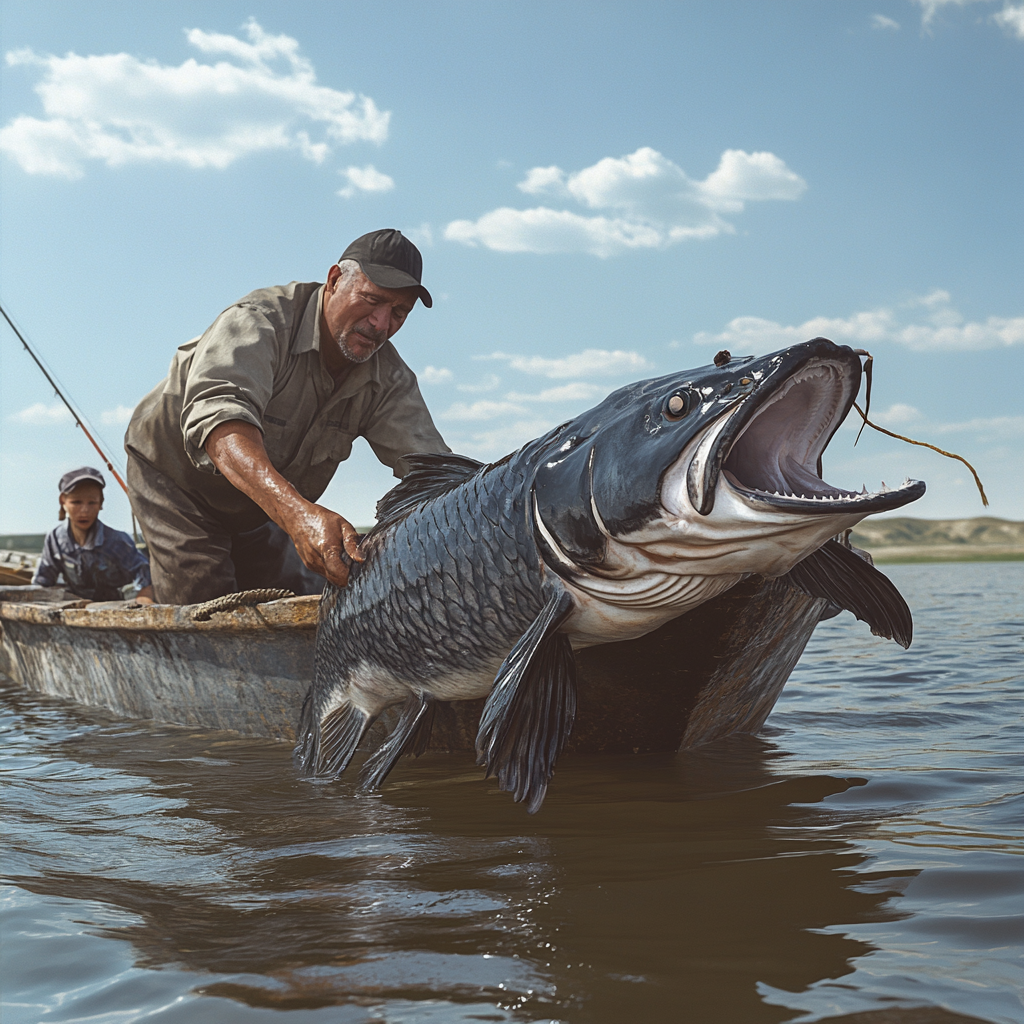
[782,539,913,648]
[373,453,485,531]
[476,589,577,813]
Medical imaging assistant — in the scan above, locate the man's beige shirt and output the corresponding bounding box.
[126,280,449,530]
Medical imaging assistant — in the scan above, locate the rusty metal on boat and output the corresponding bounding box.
[0,577,828,753]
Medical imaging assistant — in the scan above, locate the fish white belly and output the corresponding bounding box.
[562,570,743,648]
[344,658,505,712]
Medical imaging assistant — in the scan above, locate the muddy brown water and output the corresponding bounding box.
[2,562,1022,1023]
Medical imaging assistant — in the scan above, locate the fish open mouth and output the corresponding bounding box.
[688,356,926,516]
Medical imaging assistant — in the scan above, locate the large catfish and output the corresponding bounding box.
[296,338,925,811]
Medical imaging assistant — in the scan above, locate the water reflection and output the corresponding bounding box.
[2,682,922,1022]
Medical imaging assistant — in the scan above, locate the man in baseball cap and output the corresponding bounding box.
[125,229,449,605]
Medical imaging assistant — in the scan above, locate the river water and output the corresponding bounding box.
[1,561,1021,1024]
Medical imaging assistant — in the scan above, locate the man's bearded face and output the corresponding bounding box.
[335,320,388,363]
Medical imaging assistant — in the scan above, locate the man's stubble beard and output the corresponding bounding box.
[336,325,387,364]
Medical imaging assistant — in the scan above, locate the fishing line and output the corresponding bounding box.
[851,349,988,507]
[0,301,143,540]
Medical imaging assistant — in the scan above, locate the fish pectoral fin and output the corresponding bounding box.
[782,539,913,648]
[373,453,485,530]
[294,689,375,779]
[358,692,436,793]
[476,590,577,814]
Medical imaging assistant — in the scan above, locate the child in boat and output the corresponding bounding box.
[32,467,154,604]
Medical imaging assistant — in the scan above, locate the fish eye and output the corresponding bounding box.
[664,391,693,420]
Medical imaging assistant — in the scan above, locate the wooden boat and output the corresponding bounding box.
[0,550,36,587]
[0,576,828,754]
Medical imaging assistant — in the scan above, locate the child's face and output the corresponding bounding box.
[61,483,103,531]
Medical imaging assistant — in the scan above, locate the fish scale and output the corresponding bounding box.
[310,452,548,731]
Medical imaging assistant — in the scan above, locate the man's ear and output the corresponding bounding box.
[325,263,342,293]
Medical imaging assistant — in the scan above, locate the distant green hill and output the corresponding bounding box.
[0,534,46,554]
[851,517,1024,563]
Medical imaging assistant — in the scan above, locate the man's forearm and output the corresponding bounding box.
[204,421,308,528]
[204,420,362,585]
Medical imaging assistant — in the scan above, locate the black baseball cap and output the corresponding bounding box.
[59,467,106,494]
[339,229,432,308]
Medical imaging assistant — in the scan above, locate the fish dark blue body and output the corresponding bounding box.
[296,338,925,811]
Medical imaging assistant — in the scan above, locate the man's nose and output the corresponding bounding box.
[367,305,392,332]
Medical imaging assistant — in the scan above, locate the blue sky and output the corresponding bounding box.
[1,0,1021,535]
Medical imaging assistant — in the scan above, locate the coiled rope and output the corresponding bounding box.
[190,588,295,621]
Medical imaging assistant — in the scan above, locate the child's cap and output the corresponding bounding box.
[59,467,106,494]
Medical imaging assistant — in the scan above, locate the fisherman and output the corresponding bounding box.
[125,229,449,606]
[33,468,154,604]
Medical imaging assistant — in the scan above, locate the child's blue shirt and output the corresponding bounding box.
[32,520,151,601]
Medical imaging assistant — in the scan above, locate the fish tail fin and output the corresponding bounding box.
[357,692,436,793]
[294,689,375,779]
[476,590,577,814]
[783,538,913,648]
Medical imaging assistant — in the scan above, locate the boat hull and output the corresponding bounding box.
[1,578,827,753]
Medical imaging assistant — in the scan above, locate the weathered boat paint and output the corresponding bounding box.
[0,588,318,740]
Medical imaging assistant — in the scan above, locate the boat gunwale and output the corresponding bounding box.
[0,587,320,633]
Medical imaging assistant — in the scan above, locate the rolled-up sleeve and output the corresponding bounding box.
[362,360,450,477]
[180,304,282,472]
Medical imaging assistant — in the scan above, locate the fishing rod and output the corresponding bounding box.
[1,301,129,495]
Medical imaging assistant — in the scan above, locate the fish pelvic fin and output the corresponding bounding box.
[294,690,375,779]
[372,453,485,532]
[476,589,577,814]
[358,692,436,793]
[783,538,913,648]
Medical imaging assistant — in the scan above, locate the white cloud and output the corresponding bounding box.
[419,365,453,384]
[440,380,612,423]
[506,382,608,403]
[337,163,394,198]
[932,414,1024,438]
[9,402,72,425]
[404,222,433,247]
[456,374,501,393]
[100,405,136,425]
[698,150,807,211]
[484,348,653,378]
[445,206,667,257]
[694,291,1024,353]
[872,403,922,425]
[518,165,567,195]
[458,418,560,459]
[446,146,806,256]
[843,408,1024,442]
[440,399,529,421]
[913,0,992,28]
[0,19,388,178]
[993,4,1024,38]
[871,14,902,29]
[911,0,1024,40]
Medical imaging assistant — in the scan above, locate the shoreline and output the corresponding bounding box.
[860,546,1024,565]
